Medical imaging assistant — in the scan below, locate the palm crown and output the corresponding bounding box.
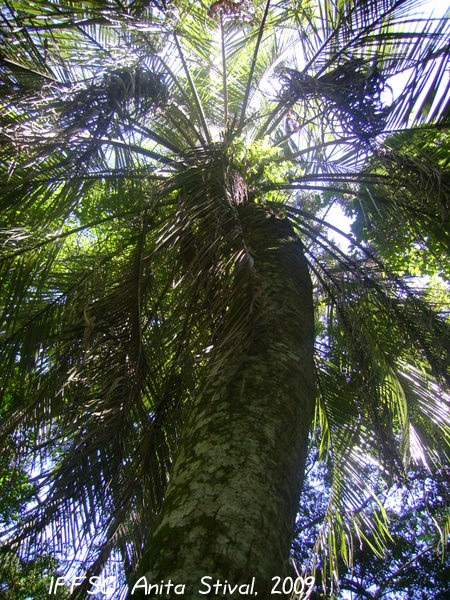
[0,0,448,596]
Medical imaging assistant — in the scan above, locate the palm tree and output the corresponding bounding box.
[0,0,448,597]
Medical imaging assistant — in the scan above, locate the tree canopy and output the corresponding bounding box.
[0,1,449,598]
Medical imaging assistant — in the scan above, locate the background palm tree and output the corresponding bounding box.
[0,0,448,597]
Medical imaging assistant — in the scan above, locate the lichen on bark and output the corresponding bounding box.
[129,190,315,599]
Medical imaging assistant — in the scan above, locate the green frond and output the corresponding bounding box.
[285,193,448,584]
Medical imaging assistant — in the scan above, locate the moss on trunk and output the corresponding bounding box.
[129,203,315,599]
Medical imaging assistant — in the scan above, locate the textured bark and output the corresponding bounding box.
[129,203,315,599]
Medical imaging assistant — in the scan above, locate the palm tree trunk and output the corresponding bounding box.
[129,203,315,598]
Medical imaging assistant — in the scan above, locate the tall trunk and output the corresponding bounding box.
[129,203,315,599]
